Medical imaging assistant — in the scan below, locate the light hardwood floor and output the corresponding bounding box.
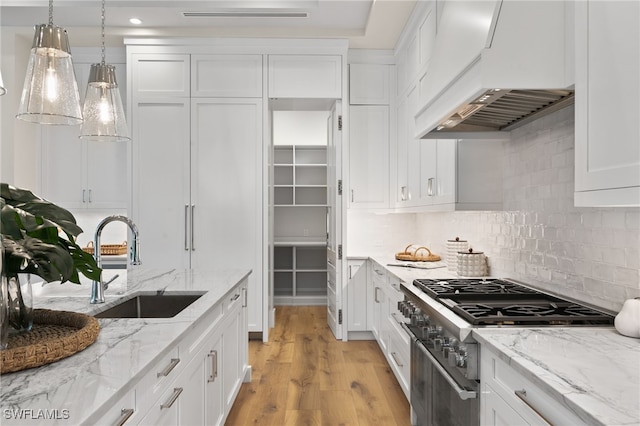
[225,306,411,426]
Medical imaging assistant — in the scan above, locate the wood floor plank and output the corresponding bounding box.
[225,306,411,426]
[343,362,399,425]
[284,409,322,426]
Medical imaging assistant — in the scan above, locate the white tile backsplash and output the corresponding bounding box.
[348,106,640,313]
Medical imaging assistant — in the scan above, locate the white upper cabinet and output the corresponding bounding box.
[191,54,262,98]
[349,105,390,209]
[574,0,640,206]
[40,54,127,210]
[131,54,190,98]
[268,55,342,98]
[349,64,390,105]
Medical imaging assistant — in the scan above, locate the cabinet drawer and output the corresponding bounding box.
[180,302,224,359]
[387,322,410,398]
[136,346,181,415]
[226,286,244,313]
[482,349,582,425]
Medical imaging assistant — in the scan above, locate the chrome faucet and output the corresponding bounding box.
[90,215,141,304]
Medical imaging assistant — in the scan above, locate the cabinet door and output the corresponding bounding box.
[40,125,85,209]
[434,139,456,205]
[222,300,242,415]
[179,355,206,426]
[192,55,262,98]
[85,140,128,209]
[349,64,390,105]
[131,99,190,269]
[395,90,410,206]
[131,54,190,98]
[205,333,224,426]
[40,130,127,210]
[575,0,640,206]
[191,98,263,332]
[349,105,390,209]
[268,55,342,98]
[347,260,367,331]
[482,383,529,426]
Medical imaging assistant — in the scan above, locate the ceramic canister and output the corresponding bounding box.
[446,238,468,272]
[457,248,487,277]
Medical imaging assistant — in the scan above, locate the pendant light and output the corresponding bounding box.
[0,71,6,96]
[79,0,129,142]
[16,0,82,125]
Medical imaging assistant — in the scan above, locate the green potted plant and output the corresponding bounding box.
[1,183,101,335]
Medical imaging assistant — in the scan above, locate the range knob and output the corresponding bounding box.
[427,325,443,339]
[448,346,468,369]
[434,336,449,351]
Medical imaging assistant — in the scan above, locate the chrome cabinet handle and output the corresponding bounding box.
[113,408,134,426]
[160,388,183,409]
[208,350,218,382]
[157,358,180,378]
[348,265,352,280]
[190,204,195,251]
[400,186,407,201]
[82,189,86,203]
[427,178,435,197]
[374,287,380,303]
[390,352,403,367]
[184,205,189,251]
[88,189,92,203]
[351,189,354,202]
[514,390,553,425]
[231,293,240,302]
[242,287,247,307]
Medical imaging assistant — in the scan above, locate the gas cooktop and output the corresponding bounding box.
[412,278,614,326]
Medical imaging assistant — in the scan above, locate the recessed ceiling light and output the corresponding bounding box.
[129,18,143,25]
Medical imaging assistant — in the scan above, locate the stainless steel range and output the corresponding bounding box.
[398,278,614,426]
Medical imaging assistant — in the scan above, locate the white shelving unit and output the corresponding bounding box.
[274,145,328,305]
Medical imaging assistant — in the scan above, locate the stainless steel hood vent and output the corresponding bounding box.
[434,89,575,133]
[414,1,575,139]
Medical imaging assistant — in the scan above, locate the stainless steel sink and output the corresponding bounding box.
[94,293,205,318]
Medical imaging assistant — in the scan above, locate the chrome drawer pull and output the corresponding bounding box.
[390,352,403,367]
[160,388,183,409]
[514,390,553,425]
[113,408,134,426]
[157,358,180,378]
[231,293,240,301]
[208,350,218,382]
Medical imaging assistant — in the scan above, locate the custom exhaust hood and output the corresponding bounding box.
[415,0,575,139]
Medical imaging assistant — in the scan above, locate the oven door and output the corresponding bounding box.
[410,336,479,426]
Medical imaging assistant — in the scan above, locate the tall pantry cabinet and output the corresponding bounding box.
[128,51,264,333]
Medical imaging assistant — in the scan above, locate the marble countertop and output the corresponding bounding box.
[1,268,251,425]
[473,327,640,426]
[353,254,640,426]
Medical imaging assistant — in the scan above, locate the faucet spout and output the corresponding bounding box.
[91,215,141,304]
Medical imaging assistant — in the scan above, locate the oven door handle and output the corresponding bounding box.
[413,335,477,401]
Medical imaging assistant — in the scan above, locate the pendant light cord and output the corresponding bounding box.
[101,0,106,65]
[48,0,53,26]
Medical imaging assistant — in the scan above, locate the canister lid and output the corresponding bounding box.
[458,248,483,255]
[448,237,467,242]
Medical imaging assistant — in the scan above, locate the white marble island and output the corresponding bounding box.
[0,268,251,425]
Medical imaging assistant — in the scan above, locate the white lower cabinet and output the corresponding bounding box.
[366,260,410,400]
[347,259,367,332]
[481,346,583,425]
[104,280,248,426]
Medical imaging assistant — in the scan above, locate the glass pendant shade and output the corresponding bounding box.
[0,70,6,96]
[80,63,129,141]
[16,24,82,125]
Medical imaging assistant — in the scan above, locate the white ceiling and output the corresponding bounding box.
[0,0,417,49]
